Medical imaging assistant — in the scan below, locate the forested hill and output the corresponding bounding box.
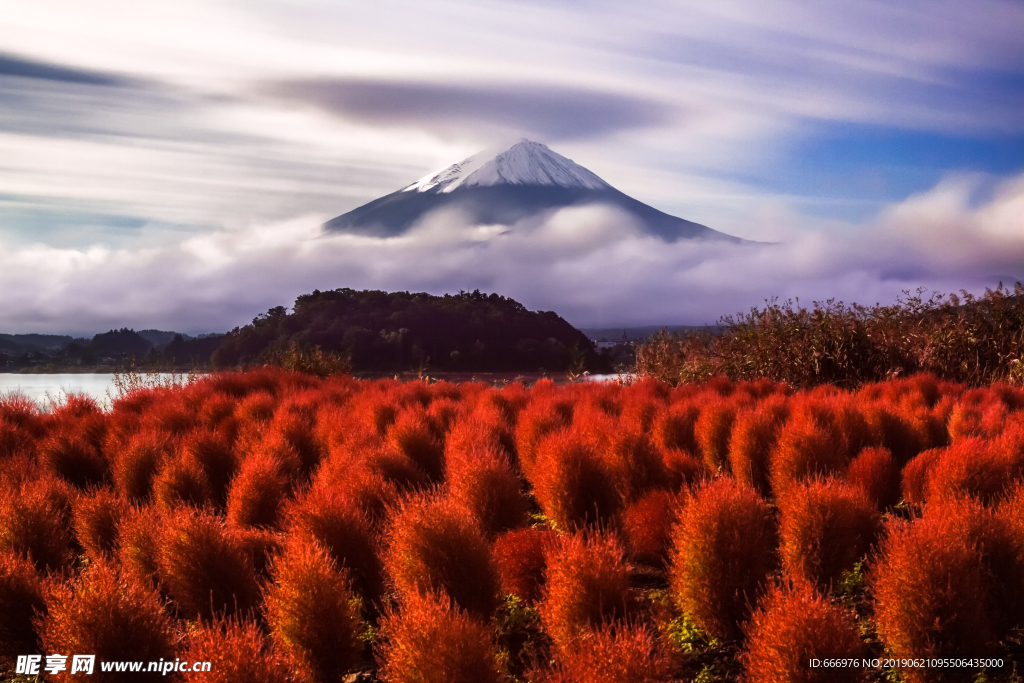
[212,288,596,372]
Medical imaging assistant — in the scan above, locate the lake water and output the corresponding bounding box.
[0,374,131,409]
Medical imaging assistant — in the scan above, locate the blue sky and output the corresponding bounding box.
[0,0,1022,333]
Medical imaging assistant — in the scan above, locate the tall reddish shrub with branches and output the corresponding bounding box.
[112,428,171,502]
[383,493,499,618]
[0,475,76,573]
[555,622,673,683]
[226,451,291,529]
[265,538,364,683]
[695,396,742,473]
[377,589,505,683]
[445,440,529,535]
[923,437,1018,505]
[845,446,901,509]
[729,396,789,496]
[73,487,127,559]
[621,489,681,566]
[670,477,777,641]
[743,583,867,683]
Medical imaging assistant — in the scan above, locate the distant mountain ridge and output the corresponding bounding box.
[325,139,743,243]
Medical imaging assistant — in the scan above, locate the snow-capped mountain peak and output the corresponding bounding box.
[403,139,612,194]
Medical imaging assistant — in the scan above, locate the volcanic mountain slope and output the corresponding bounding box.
[325,139,743,242]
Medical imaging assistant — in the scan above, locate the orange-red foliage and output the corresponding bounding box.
[555,622,673,683]
[492,527,556,603]
[670,477,777,641]
[779,479,881,590]
[377,590,505,683]
[621,489,681,566]
[155,507,260,620]
[0,551,45,668]
[695,396,741,473]
[729,396,788,496]
[153,457,212,510]
[530,429,621,530]
[845,446,901,509]
[37,427,107,488]
[872,499,1024,682]
[37,561,176,682]
[540,531,631,654]
[446,435,528,535]
[112,428,170,502]
[182,615,295,683]
[0,475,76,573]
[181,428,238,506]
[73,487,127,558]
[283,486,382,602]
[601,427,668,503]
[383,493,499,618]
[515,393,575,476]
[226,452,290,529]
[901,447,945,505]
[652,401,700,457]
[923,437,1018,505]
[743,583,867,683]
[265,538,364,682]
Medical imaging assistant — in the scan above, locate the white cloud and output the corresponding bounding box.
[0,171,1021,335]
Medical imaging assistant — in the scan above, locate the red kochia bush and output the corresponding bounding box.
[112,428,170,502]
[37,561,176,683]
[743,583,867,683]
[384,493,499,618]
[153,457,212,510]
[73,487,128,558]
[0,551,46,668]
[446,438,529,536]
[0,475,76,573]
[670,477,777,641]
[226,452,290,529]
[377,590,505,683]
[923,437,1017,505]
[601,427,668,503]
[621,489,681,566]
[872,499,1024,683]
[695,396,741,473]
[540,531,631,654]
[266,539,364,683]
[155,507,260,620]
[37,427,108,488]
[181,428,238,506]
[182,615,295,683]
[283,486,383,602]
[515,394,575,477]
[900,447,945,505]
[729,396,788,496]
[778,479,881,590]
[492,527,556,603]
[845,446,901,509]
[530,429,621,530]
[556,622,673,683]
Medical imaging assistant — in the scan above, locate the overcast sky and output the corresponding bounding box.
[1,0,1022,334]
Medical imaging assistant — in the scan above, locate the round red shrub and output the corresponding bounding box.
[383,493,499,618]
[602,427,668,503]
[670,477,777,641]
[153,457,212,510]
[0,475,76,573]
[540,531,631,654]
[653,401,700,456]
[377,589,505,683]
[924,437,1017,505]
[155,507,260,620]
[492,527,556,603]
[900,447,945,505]
[446,441,529,535]
[182,428,238,506]
[695,397,740,473]
[743,583,867,683]
[872,499,1024,683]
[621,489,681,566]
[515,395,574,478]
[779,478,881,590]
[283,486,383,603]
[182,615,295,683]
[113,428,171,502]
[37,560,176,683]
[73,487,128,558]
[556,622,672,683]
[266,538,364,683]
[226,452,290,529]
[37,427,108,488]
[845,446,901,509]
[529,429,622,531]
[729,397,788,496]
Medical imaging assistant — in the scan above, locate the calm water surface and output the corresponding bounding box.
[0,374,155,409]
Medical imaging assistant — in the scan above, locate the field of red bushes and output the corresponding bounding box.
[2,369,1024,682]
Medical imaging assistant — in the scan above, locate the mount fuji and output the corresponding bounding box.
[325,139,742,242]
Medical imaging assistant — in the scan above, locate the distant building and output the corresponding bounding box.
[595,330,631,349]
